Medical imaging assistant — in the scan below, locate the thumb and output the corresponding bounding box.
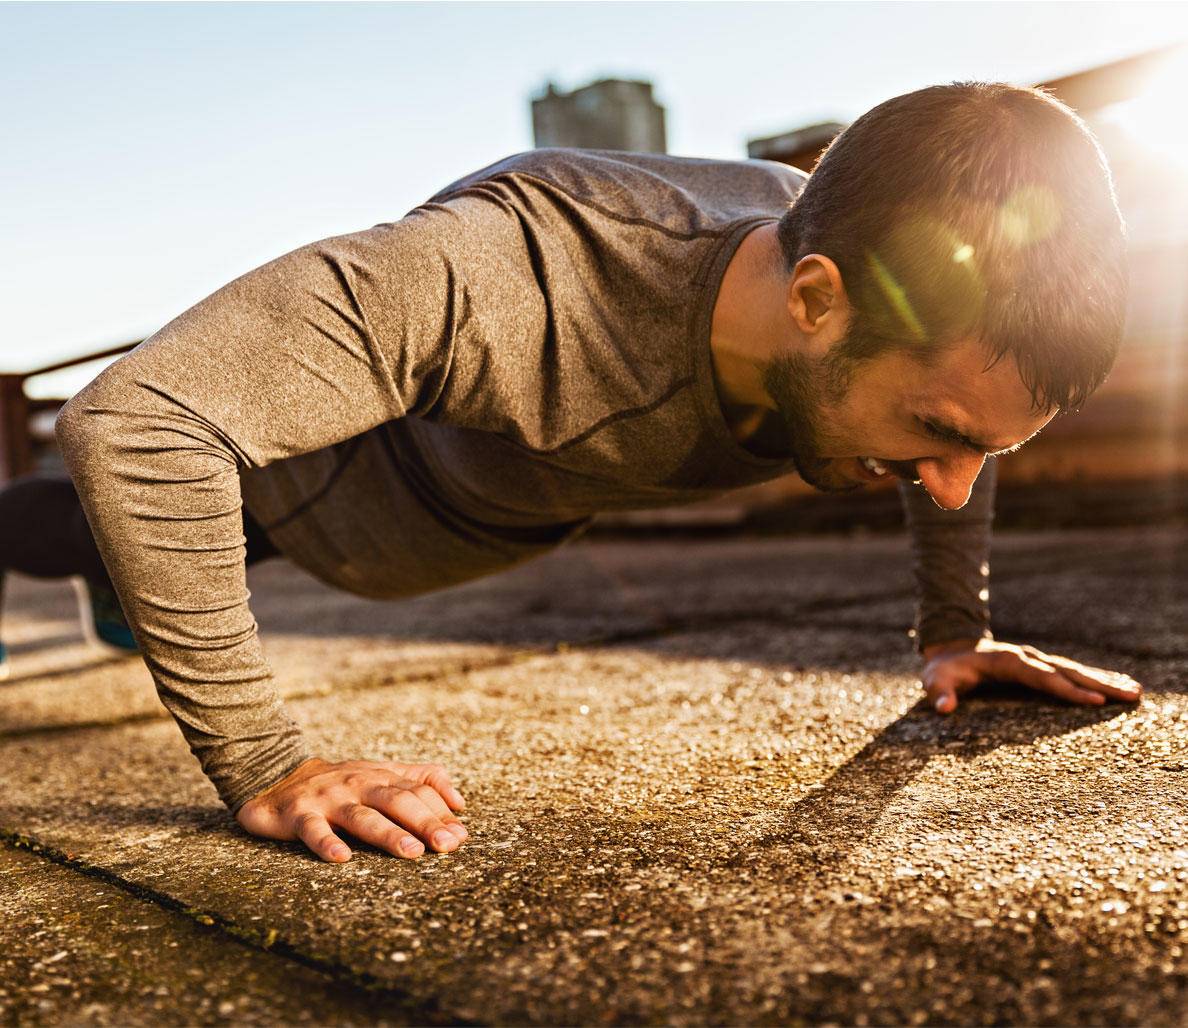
[922,671,960,714]
[933,688,958,715]
[921,653,980,716]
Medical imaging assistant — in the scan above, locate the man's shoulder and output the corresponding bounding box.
[421,147,808,219]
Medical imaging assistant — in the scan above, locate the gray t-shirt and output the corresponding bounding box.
[56,148,993,812]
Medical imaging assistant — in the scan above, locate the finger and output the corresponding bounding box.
[366,789,462,853]
[411,784,469,842]
[430,772,467,812]
[1034,655,1142,703]
[334,803,427,859]
[392,760,460,808]
[293,811,353,863]
[988,652,1106,706]
[1056,664,1142,702]
[369,780,469,843]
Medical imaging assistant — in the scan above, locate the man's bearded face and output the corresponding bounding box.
[760,340,925,493]
[760,347,863,493]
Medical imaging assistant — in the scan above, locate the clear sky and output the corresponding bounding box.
[3,0,1187,395]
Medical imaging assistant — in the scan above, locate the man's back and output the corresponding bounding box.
[239,148,810,598]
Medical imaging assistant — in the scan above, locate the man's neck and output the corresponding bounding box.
[709,222,794,447]
[721,401,792,457]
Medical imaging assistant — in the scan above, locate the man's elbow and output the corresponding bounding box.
[54,384,108,467]
[54,366,137,479]
[55,370,238,495]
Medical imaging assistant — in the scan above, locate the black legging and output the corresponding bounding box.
[0,472,281,590]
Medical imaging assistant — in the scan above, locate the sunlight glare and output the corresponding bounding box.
[1112,50,1188,169]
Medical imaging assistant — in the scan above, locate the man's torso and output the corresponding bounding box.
[240,148,808,595]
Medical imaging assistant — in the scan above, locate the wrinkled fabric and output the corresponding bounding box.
[56,147,993,812]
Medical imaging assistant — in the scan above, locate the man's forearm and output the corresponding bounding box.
[56,363,312,812]
[51,216,466,811]
[898,460,996,653]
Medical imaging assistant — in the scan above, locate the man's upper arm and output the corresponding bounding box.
[60,213,463,464]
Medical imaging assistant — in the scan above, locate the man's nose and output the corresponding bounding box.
[915,453,987,510]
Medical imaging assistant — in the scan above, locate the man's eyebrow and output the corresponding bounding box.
[920,416,1014,455]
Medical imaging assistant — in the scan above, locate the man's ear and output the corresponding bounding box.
[787,254,849,359]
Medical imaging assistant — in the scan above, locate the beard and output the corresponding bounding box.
[760,348,860,494]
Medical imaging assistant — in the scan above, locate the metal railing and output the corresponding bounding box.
[0,341,140,483]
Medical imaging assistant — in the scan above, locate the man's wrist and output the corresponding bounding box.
[226,750,319,816]
[912,618,993,655]
[921,634,991,662]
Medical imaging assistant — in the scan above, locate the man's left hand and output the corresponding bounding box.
[920,638,1142,714]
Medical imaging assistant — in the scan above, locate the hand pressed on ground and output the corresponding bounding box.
[920,638,1143,714]
[235,758,469,863]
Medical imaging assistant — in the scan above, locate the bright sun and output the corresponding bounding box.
[1108,48,1188,169]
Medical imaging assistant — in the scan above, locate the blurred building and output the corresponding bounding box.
[1013,45,1187,501]
[746,122,846,171]
[532,78,667,153]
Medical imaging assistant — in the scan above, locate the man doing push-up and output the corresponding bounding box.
[34,81,1140,863]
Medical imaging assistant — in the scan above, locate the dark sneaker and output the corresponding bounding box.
[72,577,139,653]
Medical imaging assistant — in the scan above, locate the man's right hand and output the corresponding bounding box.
[234,757,469,863]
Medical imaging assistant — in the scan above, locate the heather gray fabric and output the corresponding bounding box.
[55,147,994,813]
[899,462,995,651]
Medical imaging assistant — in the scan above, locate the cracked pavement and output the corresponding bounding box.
[1,527,1185,1025]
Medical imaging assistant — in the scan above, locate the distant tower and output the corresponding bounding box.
[532,78,667,153]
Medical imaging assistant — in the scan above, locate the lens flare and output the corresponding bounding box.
[864,212,989,343]
[998,185,1063,248]
[865,249,926,341]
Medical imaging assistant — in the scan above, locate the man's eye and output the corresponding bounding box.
[919,419,948,441]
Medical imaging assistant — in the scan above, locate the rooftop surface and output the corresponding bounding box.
[1,527,1185,1025]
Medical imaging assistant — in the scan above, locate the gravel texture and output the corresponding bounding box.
[0,846,412,1025]
[0,527,1184,1025]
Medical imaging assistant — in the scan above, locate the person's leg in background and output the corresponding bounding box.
[241,495,281,564]
[0,472,282,677]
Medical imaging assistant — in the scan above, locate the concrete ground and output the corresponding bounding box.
[0,527,1184,1026]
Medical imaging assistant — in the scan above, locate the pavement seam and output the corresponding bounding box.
[0,826,476,1026]
[0,608,819,741]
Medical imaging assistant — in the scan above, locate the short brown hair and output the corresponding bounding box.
[776,81,1128,412]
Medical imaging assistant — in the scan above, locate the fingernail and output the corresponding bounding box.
[433,829,456,850]
[448,822,469,841]
[400,837,423,856]
[448,788,466,809]
[330,844,350,860]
